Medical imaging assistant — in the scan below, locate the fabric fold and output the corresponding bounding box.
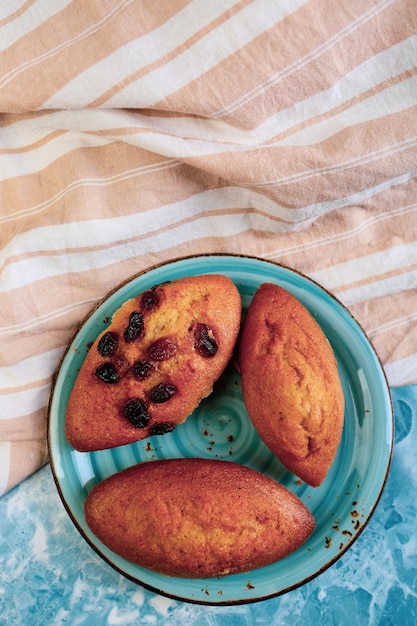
[1,0,416,495]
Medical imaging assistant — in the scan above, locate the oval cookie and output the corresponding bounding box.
[66,274,241,451]
[239,283,344,486]
[84,458,315,578]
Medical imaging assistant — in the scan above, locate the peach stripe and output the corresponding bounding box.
[331,262,417,295]
[212,0,403,125]
[0,204,287,299]
[0,0,135,112]
[1,1,416,497]
[4,181,417,276]
[2,195,416,337]
[154,0,404,125]
[1,270,416,386]
[174,111,417,202]
[0,411,47,441]
[0,142,183,226]
[263,66,417,145]
[0,129,65,156]
[0,0,37,27]
[0,0,128,82]
[0,0,192,113]
[5,440,48,494]
[0,158,180,225]
[272,205,417,275]
[350,289,417,367]
[88,0,254,108]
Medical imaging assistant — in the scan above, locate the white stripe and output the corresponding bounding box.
[1,384,50,420]
[263,200,417,260]
[239,170,417,226]
[2,171,417,284]
[210,0,394,118]
[368,311,417,339]
[112,36,417,147]
[241,135,417,188]
[256,35,417,143]
[0,299,98,335]
[0,348,63,389]
[0,107,177,152]
[0,0,31,21]
[0,1,71,51]
[42,0,243,109]
[44,122,414,172]
[0,116,64,154]
[311,242,417,290]
[0,107,181,151]
[0,188,294,292]
[2,64,415,184]
[0,187,293,268]
[2,140,415,236]
[275,73,417,148]
[101,0,309,109]
[337,269,417,306]
[1,112,415,184]
[1,160,180,225]
[0,0,135,89]
[0,130,114,182]
[0,442,11,496]
[384,354,417,387]
[5,34,415,157]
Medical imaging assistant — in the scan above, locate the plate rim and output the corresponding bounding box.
[47,252,394,606]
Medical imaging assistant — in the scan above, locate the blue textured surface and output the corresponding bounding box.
[1,384,416,625]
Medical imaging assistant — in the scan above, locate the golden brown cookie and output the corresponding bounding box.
[84,458,315,578]
[66,274,241,451]
[239,283,344,487]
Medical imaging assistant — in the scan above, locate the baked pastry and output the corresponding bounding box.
[66,274,241,451]
[84,458,315,578]
[239,283,344,487]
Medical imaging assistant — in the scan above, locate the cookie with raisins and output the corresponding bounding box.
[65,274,241,451]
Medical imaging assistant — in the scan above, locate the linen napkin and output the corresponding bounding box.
[1,0,416,495]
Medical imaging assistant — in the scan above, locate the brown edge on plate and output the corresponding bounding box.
[46,252,395,606]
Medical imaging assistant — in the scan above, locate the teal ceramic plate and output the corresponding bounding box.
[47,254,393,605]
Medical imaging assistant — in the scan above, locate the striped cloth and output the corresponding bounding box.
[1,0,416,496]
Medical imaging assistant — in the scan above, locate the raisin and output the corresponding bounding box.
[124,311,144,342]
[95,362,119,383]
[132,360,155,380]
[149,382,177,403]
[150,422,177,436]
[142,288,159,311]
[123,398,150,428]
[148,337,177,361]
[97,331,118,357]
[194,323,218,358]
